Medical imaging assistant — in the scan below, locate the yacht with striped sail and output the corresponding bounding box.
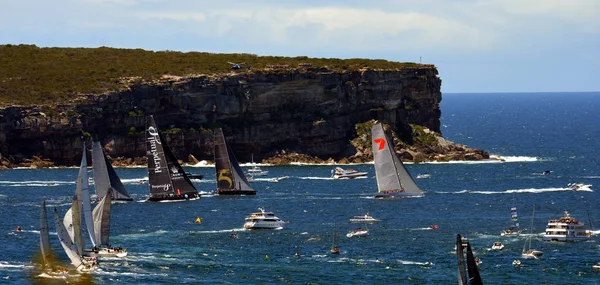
[145,115,200,202]
[214,128,256,195]
[371,123,424,199]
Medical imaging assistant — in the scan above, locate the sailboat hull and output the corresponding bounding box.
[374,191,424,199]
[218,190,256,195]
[147,193,200,202]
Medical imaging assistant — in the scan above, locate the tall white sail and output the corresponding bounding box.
[39,200,52,270]
[371,123,423,196]
[53,208,85,269]
[78,143,97,246]
[92,191,112,246]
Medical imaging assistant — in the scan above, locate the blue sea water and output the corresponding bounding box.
[1,92,600,284]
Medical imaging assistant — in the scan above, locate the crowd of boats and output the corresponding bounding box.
[22,115,597,280]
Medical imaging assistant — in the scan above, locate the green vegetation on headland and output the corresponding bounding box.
[0,44,433,106]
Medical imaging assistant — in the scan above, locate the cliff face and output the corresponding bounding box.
[0,67,451,167]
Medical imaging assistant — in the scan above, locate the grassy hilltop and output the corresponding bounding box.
[0,44,429,106]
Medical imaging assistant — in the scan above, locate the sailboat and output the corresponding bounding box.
[330,223,341,254]
[247,154,268,176]
[522,206,543,259]
[501,197,520,236]
[91,141,133,201]
[371,122,424,199]
[214,128,256,195]
[39,200,70,277]
[88,189,127,257]
[145,115,200,201]
[456,234,483,285]
[53,207,98,272]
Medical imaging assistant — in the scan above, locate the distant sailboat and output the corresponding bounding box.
[145,115,200,202]
[91,141,133,201]
[522,206,543,259]
[456,234,483,285]
[214,128,256,195]
[330,223,341,254]
[371,123,424,199]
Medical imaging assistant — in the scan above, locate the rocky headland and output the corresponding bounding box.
[0,46,489,168]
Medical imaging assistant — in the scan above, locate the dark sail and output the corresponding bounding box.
[466,242,483,285]
[214,128,255,195]
[456,234,467,285]
[145,115,199,201]
[39,200,52,270]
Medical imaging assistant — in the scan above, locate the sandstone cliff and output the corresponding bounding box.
[0,66,488,168]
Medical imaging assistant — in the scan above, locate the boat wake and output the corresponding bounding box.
[299,176,334,180]
[0,180,73,187]
[444,187,589,195]
[189,228,245,234]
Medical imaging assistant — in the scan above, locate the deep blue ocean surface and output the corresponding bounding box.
[1,92,599,284]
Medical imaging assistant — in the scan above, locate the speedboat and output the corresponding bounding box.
[491,241,504,250]
[243,208,285,230]
[416,173,431,179]
[349,213,381,223]
[543,211,591,242]
[512,259,521,266]
[568,183,592,191]
[593,262,600,270]
[331,167,368,180]
[500,227,521,236]
[185,172,204,180]
[346,228,369,237]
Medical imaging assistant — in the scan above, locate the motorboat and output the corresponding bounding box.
[501,227,521,236]
[349,213,381,223]
[243,208,285,230]
[543,211,591,242]
[346,228,369,237]
[593,262,600,270]
[416,173,431,179]
[331,167,368,180]
[491,241,504,250]
[568,183,592,191]
[512,259,521,266]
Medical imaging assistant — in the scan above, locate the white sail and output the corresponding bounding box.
[39,200,51,270]
[78,143,97,247]
[92,191,112,246]
[371,123,423,196]
[53,208,85,269]
[92,141,132,200]
[63,207,74,244]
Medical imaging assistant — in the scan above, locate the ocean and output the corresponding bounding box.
[1,92,599,284]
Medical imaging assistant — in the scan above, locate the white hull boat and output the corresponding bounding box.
[243,208,285,230]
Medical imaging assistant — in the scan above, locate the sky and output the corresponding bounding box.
[1,0,598,93]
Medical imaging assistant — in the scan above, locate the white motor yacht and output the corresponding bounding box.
[331,167,368,180]
[349,213,381,223]
[243,208,285,230]
[543,211,591,242]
